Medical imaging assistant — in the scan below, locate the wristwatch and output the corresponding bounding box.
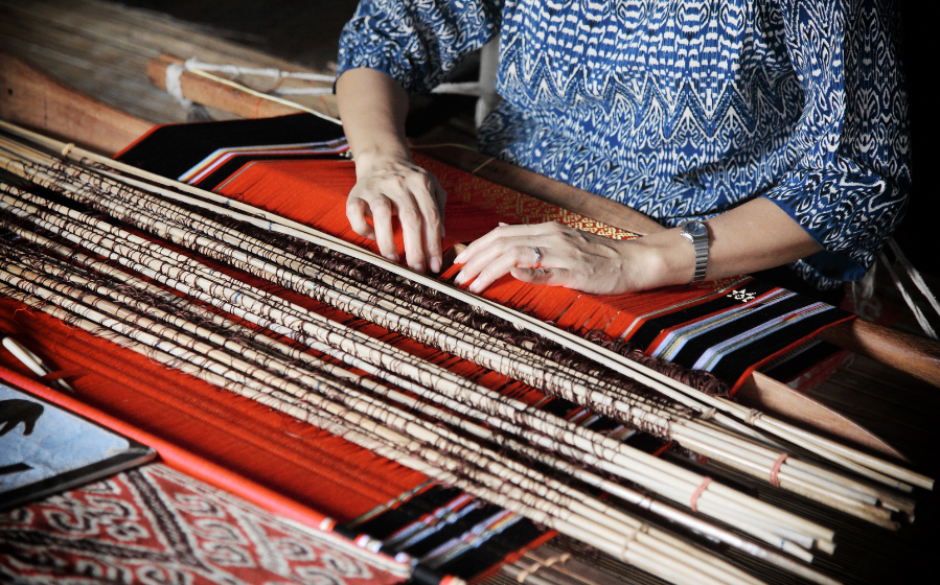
[679,220,709,284]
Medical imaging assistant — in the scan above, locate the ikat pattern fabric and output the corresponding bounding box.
[338,0,911,290]
[0,464,404,585]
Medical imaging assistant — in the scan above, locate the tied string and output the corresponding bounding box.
[690,477,713,513]
[770,453,788,488]
[60,143,75,159]
[745,408,763,425]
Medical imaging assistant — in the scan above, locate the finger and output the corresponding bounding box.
[345,196,376,240]
[366,195,399,262]
[454,223,557,264]
[395,193,427,272]
[407,174,443,273]
[467,245,538,293]
[511,266,573,287]
[454,237,516,284]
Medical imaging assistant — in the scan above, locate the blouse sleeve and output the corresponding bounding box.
[760,0,911,283]
[337,0,503,95]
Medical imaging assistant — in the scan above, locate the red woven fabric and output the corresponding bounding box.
[0,297,427,522]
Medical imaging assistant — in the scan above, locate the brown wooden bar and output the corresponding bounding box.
[147,54,327,120]
[0,52,151,154]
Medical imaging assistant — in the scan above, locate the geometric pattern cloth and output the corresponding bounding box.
[0,464,405,585]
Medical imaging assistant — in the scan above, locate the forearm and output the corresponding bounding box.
[336,68,412,171]
[637,197,822,286]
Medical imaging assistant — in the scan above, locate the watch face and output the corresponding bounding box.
[683,221,708,237]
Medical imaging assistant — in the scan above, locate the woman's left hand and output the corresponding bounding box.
[453,222,673,295]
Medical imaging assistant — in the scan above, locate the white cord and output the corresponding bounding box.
[879,251,938,339]
[183,57,336,83]
[164,63,193,108]
[177,57,494,99]
[887,237,940,320]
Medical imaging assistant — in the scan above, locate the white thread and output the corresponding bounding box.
[183,57,335,83]
[879,251,938,340]
[273,87,335,96]
[855,262,877,302]
[177,58,491,99]
[165,63,192,108]
[888,238,940,323]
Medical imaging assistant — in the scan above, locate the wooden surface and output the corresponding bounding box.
[0,0,338,126]
[819,317,940,389]
[736,372,904,459]
[0,52,152,154]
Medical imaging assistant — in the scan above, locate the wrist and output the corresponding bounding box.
[352,145,413,177]
[630,229,700,288]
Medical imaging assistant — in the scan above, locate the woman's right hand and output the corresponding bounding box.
[336,68,446,274]
[346,152,447,274]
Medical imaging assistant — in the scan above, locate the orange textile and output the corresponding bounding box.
[0,294,427,522]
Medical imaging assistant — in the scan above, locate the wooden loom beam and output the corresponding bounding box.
[0,52,151,154]
[0,51,930,458]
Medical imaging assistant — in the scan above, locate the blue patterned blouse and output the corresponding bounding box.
[337,0,910,290]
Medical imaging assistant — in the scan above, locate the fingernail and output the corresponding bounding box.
[453,251,466,264]
[430,257,441,273]
[469,281,482,293]
[412,263,423,273]
[385,253,399,262]
[454,271,466,284]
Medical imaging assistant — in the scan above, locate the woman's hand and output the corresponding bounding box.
[336,68,446,273]
[347,153,447,273]
[453,222,678,295]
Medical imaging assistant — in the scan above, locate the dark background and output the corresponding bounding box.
[113,0,937,277]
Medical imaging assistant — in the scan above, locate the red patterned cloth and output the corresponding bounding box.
[0,464,407,585]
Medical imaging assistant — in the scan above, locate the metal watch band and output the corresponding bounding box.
[680,221,709,284]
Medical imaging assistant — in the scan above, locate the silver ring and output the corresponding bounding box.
[532,246,542,268]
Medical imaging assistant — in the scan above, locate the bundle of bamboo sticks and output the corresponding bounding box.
[0,122,933,585]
